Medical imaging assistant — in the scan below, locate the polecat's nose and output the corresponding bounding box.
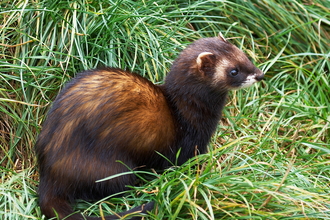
[255,72,264,81]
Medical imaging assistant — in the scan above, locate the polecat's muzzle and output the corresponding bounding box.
[255,72,265,81]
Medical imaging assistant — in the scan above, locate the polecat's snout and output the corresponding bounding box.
[236,70,264,90]
[255,71,265,81]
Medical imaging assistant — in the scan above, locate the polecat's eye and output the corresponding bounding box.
[229,69,239,76]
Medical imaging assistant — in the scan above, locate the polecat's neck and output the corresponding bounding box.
[159,75,228,165]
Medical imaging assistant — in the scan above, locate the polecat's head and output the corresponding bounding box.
[197,33,264,90]
[168,33,264,91]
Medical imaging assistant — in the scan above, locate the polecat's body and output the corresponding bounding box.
[35,34,264,220]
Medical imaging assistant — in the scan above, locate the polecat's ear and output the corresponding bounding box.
[196,52,216,76]
[218,32,227,42]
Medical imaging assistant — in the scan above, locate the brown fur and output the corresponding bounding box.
[35,34,264,220]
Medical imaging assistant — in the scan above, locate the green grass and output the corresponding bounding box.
[1,0,329,219]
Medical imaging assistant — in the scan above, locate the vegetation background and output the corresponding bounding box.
[1,0,329,219]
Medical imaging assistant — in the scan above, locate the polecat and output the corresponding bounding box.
[35,33,264,220]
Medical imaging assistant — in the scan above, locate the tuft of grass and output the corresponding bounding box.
[0,168,40,219]
[1,0,329,219]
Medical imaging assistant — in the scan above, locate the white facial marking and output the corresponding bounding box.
[239,74,258,89]
[213,59,230,84]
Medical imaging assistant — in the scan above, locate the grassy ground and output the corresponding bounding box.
[1,0,329,219]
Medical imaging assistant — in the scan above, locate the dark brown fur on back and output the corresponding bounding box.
[35,35,264,220]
